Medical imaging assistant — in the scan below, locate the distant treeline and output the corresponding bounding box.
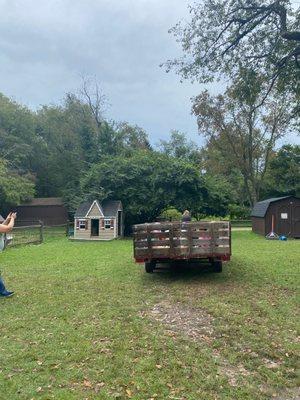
[0,89,299,227]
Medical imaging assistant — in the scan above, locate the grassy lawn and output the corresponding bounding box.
[0,232,299,399]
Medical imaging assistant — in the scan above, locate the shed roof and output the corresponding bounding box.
[19,198,64,206]
[251,196,294,218]
[75,200,122,218]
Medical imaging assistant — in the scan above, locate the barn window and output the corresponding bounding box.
[104,219,111,229]
[79,219,87,230]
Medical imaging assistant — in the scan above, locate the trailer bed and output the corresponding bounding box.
[133,221,231,270]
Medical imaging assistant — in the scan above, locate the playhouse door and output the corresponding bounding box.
[91,219,99,236]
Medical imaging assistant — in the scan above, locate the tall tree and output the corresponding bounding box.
[0,93,39,172]
[165,0,300,108]
[263,144,300,197]
[192,71,292,206]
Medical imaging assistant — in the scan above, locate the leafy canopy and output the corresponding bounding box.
[165,0,300,105]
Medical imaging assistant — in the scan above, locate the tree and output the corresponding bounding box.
[113,122,152,155]
[201,174,235,217]
[0,159,35,211]
[263,144,300,197]
[0,93,39,172]
[192,71,292,206]
[166,0,300,107]
[80,151,207,229]
[158,130,201,164]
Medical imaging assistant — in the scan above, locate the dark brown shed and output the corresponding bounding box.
[251,196,300,238]
[16,198,68,226]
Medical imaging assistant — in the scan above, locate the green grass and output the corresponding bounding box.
[0,232,299,399]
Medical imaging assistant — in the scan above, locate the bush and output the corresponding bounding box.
[159,207,182,221]
[228,204,250,220]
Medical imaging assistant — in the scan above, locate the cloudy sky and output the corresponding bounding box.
[0,1,298,146]
[0,0,211,145]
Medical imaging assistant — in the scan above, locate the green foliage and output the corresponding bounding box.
[80,151,206,228]
[0,159,35,210]
[201,174,233,217]
[263,144,300,198]
[166,0,300,107]
[0,93,39,171]
[159,207,182,221]
[192,71,292,206]
[0,89,296,222]
[228,204,251,220]
[159,130,201,164]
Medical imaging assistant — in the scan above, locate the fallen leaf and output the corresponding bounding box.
[95,382,105,393]
[83,379,92,388]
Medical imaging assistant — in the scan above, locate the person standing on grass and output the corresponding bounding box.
[0,212,17,297]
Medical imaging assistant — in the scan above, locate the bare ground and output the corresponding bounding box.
[140,300,299,397]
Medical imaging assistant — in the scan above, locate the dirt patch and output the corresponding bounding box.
[270,387,300,400]
[140,301,252,387]
[140,301,215,342]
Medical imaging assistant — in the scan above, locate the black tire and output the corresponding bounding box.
[145,260,156,273]
[212,260,222,273]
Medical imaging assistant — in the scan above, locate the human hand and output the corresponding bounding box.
[10,212,17,220]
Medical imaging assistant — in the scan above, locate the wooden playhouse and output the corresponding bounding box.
[73,199,124,241]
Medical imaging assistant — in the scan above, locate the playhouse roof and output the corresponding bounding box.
[75,200,122,218]
[251,196,294,218]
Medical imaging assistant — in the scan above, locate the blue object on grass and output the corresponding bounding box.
[279,235,287,241]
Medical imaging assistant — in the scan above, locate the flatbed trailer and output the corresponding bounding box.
[133,221,231,273]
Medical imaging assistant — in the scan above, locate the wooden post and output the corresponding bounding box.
[39,220,44,244]
[169,223,174,258]
[147,224,152,260]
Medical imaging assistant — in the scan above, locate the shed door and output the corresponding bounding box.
[277,204,291,236]
[292,205,300,238]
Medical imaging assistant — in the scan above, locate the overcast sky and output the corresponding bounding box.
[0,0,298,146]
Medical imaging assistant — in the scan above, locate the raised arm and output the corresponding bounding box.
[0,213,16,233]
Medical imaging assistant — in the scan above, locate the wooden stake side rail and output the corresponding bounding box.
[133,221,231,262]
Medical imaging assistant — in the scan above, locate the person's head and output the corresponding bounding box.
[183,210,190,217]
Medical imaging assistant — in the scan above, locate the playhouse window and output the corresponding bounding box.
[79,219,87,230]
[104,219,111,229]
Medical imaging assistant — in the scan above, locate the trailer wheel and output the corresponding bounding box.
[212,260,222,273]
[145,260,156,273]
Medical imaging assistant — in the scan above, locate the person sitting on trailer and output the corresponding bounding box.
[182,210,191,222]
[0,212,17,297]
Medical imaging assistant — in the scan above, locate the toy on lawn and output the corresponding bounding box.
[279,235,287,241]
[266,215,279,240]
